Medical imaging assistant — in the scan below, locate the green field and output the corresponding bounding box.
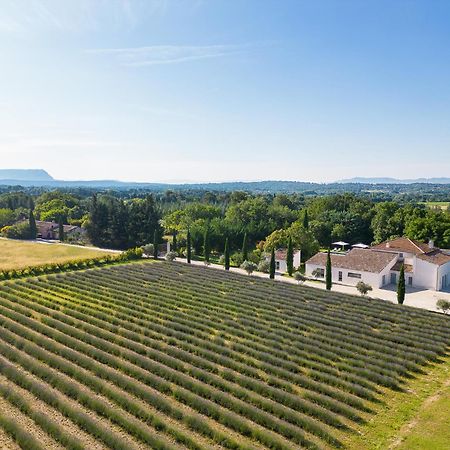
[0,260,448,449]
[420,201,450,210]
[0,239,113,271]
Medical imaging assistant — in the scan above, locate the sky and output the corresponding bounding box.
[0,0,449,183]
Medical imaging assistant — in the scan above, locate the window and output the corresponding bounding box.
[338,271,342,281]
[408,276,413,286]
[314,268,325,278]
[348,272,362,279]
[382,275,386,285]
[390,273,397,284]
[275,261,280,270]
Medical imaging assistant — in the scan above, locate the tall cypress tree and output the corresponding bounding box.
[186,228,192,264]
[224,237,230,270]
[326,248,332,290]
[286,236,294,276]
[242,232,248,261]
[153,229,158,260]
[397,264,405,304]
[29,209,37,240]
[269,247,276,279]
[203,226,210,263]
[172,231,177,253]
[303,209,309,230]
[58,220,65,242]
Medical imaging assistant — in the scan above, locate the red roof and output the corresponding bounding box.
[417,249,450,266]
[306,249,397,273]
[372,237,431,255]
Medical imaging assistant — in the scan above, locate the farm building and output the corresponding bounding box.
[36,221,85,241]
[306,237,450,291]
[266,248,301,273]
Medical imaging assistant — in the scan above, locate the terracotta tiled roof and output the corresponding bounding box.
[306,249,397,273]
[372,237,430,255]
[275,249,287,260]
[273,249,299,260]
[391,262,414,272]
[417,249,450,266]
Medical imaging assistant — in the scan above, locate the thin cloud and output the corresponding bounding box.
[87,44,250,66]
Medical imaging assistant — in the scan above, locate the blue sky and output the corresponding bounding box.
[0,0,449,182]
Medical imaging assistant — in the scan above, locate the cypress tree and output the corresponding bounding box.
[326,248,332,290]
[224,237,230,270]
[186,228,192,264]
[397,264,405,304]
[172,232,177,253]
[153,229,158,260]
[29,209,37,240]
[242,232,248,261]
[58,220,65,242]
[303,210,309,230]
[203,226,210,263]
[286,235,294,276]
[269,247,275,279]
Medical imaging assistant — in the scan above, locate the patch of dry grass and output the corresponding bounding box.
[0,239,113,271]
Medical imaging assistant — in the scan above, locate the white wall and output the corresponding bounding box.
[293,251,301,268]
[413,257,438,290]
[276,260,287,273]
[438,262,450,290]
[305,260,396,289]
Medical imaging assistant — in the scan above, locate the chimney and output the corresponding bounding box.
[429,239,434,250]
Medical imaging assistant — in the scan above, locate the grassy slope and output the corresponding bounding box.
[0,239,112,270]
[342,355,450,450]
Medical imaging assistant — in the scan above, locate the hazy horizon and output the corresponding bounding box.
[1,1,449,182]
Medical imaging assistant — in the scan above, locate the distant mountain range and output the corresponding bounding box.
[336,177,450,184]
[0,169,54,182]
[0,170,449,192]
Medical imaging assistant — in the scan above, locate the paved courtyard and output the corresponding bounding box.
[177,258,449,314]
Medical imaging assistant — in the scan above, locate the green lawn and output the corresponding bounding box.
[343,356,450,450]
[0,239,113,270]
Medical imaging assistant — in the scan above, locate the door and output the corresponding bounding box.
[408,276,413,286]
[382,275,386,285]
[390,273,397,284]
[338,271,342,282]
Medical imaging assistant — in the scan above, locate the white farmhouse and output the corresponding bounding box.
[267,249,301,273]
[305,237,450,291]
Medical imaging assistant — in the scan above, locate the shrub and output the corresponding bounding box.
[356,281,373,296]
[436,299,450,314]
[294,271,306,284]
[231,252,243,267]
[165,251,177,262]
[1,222,31,239]
[141,243,154,257]
[257,260,270,273]
[240,261,257,275]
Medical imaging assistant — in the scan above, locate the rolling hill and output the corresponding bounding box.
[0,260,448,449]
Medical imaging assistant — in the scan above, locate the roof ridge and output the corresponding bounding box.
[407,238,425,253]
